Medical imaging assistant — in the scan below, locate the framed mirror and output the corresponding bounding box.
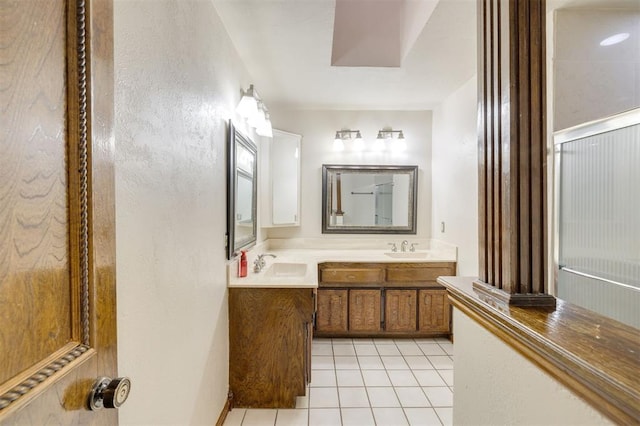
[227,121,257,259]
[322,164,418,234]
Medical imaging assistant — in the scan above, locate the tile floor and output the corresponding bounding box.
[224,337,454,426]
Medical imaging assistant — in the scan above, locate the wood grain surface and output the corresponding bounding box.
[440,276,640,425]
[229,288,314,408]
[349,289,381,332]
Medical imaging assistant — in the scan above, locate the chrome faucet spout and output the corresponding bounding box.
[253,253,277,273]
[400,240,409,252]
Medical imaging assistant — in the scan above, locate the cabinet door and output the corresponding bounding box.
[316,289,348,333]
[349,289,381,332]
[385,290,417,332]
[418,289,451,333]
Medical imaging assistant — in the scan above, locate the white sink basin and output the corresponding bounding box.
[384,252,430,259]
[265,262,308,277]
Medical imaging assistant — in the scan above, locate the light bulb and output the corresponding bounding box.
[236,85,258,119]
[353,131,365,151]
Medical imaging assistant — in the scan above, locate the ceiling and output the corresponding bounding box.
[213,0,638,111]
[213,0,478,110]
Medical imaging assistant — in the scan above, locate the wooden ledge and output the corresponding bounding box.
[438,276,640,425]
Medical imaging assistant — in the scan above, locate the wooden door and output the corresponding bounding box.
[316,289,348,333]
[349,290,381,332]
[385,290,417,332]
[0,0,117,423]
[418,290,451,333]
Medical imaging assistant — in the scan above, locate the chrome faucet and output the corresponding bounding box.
[387,242,397,252]
[253,253,277,273]
[400,240,409,252]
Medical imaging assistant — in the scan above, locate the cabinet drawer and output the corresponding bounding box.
[386,265,454,283]
[320,268,384,284]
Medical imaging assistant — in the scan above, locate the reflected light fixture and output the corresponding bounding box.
[236,84,273,137]
[377,129,407,152]
[333,129,362,151]
[600,32,630,46]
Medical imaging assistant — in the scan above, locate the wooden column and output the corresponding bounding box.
[475,0,555,307]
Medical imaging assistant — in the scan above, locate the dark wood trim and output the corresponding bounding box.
[215,391,233,426]
[477,0,551,305]
[439,276,640,425]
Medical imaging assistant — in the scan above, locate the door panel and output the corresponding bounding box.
[0,0,117,423]
[418,289,451,333]
[349,289,381,332]
[316,289,348,333]
[385,290,417,332]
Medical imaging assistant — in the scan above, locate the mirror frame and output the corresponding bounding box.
[227,121,258,259]
[321,164,418,234]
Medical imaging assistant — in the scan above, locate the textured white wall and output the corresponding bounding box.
[114,1,256,424]
[452,308,613,425]
[431,76,478,276]
[268,110,433,239]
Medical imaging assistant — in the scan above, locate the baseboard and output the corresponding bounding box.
[215,391,234,426]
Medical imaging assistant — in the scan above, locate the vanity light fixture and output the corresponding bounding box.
[333,129,363,151]
[377,129,407,152]
[236,84,273,137]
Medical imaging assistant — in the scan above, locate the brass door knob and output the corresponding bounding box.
[88,376,131,410]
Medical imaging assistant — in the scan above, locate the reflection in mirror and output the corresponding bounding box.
[227,121,257,259]
[322,165,418,234]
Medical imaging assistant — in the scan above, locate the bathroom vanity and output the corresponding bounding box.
[316,261,456,337]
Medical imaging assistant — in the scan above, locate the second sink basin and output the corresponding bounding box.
[384,252,430,259]
[265,262,308,277]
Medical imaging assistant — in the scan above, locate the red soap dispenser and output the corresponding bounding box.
[238,251,248,277]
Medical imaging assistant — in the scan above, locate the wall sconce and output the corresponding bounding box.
[236,84,273,138]
[376,129,406,152]
[333,129,363,152]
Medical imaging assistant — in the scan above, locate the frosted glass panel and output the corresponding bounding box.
[556,110,640,328]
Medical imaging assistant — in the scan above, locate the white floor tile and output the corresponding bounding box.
[310,370,337,387]
[354,344,378,356]
[357,356,384,370]
[312,345,333,356]
[243,408,278,426]
[334,356,359,370]
[362,370,392,386]
[404,407,442,426]
[413,370,446,387]
[338,387,370,407]
[417,343,446,356]
[313,338,332,345]
[276,409,309,426]
[381,356,409,370]
[308,408,341,426]
[373,338,396,344]
[309,387,339,408]
[438,342,454,355]
[412,338,438,343]
[296,394,309,409]
[422,387,453,407]
[341,408,375,426]
[372,407,409,426]
[387,370,419,387]
[332,344,356,356]
[311,356,335,370]
[223,408,246,426]
[396,342,423,356]
[336,370,364,387]
[395,388,430,408]
[435,407,453,426]
[404,356,433,370]
[366,387,401,408]
[375,344,401,356]
[427,356,453,370]
[332,338,353,345]
[437,370,453,387]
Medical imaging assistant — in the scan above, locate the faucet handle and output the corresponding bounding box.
[410,243,418,252]
[387,242,397,252]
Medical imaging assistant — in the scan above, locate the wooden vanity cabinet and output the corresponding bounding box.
[316,262,455,338]
[229,287,314,408]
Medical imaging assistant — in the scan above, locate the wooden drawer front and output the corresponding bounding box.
[349,290,381,332]
[418,289,450,333]
[316,289,348,333]
[386,266,454,283]
[385,290,417,332]
[320,268,384,284]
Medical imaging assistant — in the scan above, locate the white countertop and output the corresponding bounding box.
[227,240,457,289]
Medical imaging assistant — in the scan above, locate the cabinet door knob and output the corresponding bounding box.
[88,376,131,410]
